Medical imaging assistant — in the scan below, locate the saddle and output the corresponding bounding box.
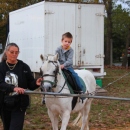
[62,69,80,94]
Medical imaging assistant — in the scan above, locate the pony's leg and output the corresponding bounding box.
[60,111,71,130]
[80,98,93,130]
[48,109,59,130]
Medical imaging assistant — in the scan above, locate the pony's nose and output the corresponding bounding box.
[41,86,51,92]
[41,82,52,92]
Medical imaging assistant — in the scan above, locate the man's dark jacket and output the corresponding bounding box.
[0,60,39,111]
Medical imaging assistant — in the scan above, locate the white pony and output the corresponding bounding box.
[40,54,96,130]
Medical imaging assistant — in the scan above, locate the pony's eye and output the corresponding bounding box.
[53,71,55,74]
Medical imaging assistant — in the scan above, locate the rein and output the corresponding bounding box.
[58,74,69,93]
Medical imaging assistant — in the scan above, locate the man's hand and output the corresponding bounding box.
[14,87,25,94]
[36,78,43,86]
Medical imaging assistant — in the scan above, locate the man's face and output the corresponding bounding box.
[6,46,19,62]
[61,37,72,50]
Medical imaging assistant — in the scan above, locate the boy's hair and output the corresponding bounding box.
[62,32,73,40]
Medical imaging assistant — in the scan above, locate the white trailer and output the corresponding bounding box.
[8,1,106,77]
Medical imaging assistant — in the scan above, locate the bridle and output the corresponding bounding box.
[40,60,59,88]
[40,60,69,93]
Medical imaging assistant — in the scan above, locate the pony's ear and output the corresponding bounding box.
[54,53,59,61]
[40,54,44,61]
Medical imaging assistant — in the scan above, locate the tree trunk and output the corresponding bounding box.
[122,29,130,67]
[104,0,112,65]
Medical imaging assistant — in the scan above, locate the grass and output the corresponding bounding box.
[0,67,130,130]
[89,66,130,129]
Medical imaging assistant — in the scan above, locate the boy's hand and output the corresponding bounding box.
[60,65,64,69]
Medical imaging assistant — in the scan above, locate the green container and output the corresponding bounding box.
[96,79,102,88]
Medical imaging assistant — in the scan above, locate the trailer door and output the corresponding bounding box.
[76,4,104,66]
[44,2,76,64]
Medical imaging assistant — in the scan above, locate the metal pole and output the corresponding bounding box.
[23,90,130,101]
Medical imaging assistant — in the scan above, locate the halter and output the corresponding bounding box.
[41,60,59,88]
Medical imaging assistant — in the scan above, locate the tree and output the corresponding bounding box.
[112,5,130,67]
[103,0,113,65]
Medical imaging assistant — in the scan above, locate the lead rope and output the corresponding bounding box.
[91,71,130,96]
[103,71,130,89]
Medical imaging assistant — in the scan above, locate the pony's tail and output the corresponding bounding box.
[72,112,82,127]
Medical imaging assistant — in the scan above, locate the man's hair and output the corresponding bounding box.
[62,32,73,40]
[5,43,19,51]
[1,43,19,62]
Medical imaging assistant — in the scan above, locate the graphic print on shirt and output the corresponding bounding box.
[5,71,18,87]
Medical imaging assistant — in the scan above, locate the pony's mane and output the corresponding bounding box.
[47,54,57,62]
[43,60,49,71]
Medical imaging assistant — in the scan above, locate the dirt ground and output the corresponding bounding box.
[91,127,130,130]
[0,121,128,130]
[1,125,130,130]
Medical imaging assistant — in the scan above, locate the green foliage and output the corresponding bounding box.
[111,4,130,62]
[112,5,130,39]
[0,0,43,46]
